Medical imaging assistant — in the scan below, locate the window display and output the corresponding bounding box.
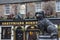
[1,27,11,39]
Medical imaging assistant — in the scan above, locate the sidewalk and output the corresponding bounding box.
[1,39,11,40]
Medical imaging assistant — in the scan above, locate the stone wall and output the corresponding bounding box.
[0,5,4,17]
[41,1,56,17]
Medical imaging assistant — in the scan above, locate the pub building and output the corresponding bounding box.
[0,0,59,40]
[0,20,39,40]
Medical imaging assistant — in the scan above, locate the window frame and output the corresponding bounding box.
[35,2,42,12]
[56,2,60,12]
[19,4,26,14]
[4,4,11,15]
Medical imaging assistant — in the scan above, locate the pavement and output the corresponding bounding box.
[1,37,60,40]
[1,39,11,40]
[1,38,60,40]
[37,35,60,40]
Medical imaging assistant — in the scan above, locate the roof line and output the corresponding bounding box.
[0,1,42,5]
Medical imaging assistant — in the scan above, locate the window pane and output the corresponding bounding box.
[20,9,26,14]
[20,4,26,14]
[35,2,42,12]
[56,2,60,12]
[4,4,11,15]
[1,27,11,39]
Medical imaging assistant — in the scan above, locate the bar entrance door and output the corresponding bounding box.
[26,25,40,40]
[15,27,23,40]
[28,31,37,40]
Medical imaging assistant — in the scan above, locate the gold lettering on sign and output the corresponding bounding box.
[2,21,38,25]
[2,22,24,25]
[25,22,37,25]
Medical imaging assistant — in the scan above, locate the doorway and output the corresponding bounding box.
[26,25,40,40]
[15,26,23,40]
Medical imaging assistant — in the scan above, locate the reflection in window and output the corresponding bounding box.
[1,27,11,39]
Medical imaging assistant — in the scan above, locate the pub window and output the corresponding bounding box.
[1,27,11,39]
[19,4,26,19]
[56,2,60,12]
[35,2,42,12]
[4,4,11,15]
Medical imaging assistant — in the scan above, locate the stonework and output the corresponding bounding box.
[41,1,56,17]
[0,0,58,19]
